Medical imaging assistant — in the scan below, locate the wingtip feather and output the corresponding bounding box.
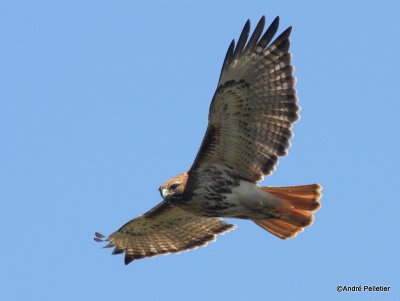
[95,232,105,238]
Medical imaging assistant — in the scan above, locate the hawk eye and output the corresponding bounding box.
[170,184,179,191]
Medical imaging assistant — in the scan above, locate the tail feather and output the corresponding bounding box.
[261,184,322,212]
[254,184,322,239]
[254,219,303,240]
[280,208,314,227]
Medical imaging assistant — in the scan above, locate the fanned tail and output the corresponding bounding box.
[254,184,322,239]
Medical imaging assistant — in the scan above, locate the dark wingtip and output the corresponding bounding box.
[219,39,236,80]
[95,232,105,238]
[244,19,251,29]
[233,19,251,59]
[270,16,280,32]
[257,16,280,49]
[279,26,293,40]
[112,247,125,255]
[243,16,266,54]
[94,232,106,242]
[124,255,135,265]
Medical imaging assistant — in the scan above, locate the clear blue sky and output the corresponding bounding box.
[1,1,399,300]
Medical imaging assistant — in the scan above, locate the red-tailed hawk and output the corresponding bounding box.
[95,16,322,265]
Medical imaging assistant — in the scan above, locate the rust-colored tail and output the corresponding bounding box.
[254,184,322,239]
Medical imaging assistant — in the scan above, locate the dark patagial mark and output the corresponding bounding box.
[190,125,219,170]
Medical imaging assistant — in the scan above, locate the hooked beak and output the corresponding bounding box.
[159,187,169,199]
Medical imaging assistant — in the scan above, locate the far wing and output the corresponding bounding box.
[94,201,235,264]
[190,16,299,183]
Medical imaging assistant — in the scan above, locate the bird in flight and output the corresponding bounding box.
[95,16,322,265]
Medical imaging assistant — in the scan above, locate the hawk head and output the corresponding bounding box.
[159,172,188,200]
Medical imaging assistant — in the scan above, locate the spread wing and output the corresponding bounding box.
[94,201,235,265]
[190,16,299,183]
